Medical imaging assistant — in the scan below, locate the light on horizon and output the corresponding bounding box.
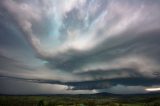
[145,87,160,92]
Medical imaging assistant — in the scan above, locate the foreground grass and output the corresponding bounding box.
[0,95,160,106]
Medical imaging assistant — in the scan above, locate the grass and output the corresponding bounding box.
[0,94,160,106]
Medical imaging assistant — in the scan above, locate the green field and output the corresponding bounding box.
[0,94,160,106]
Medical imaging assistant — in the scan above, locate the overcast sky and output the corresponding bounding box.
[0,0,160,94]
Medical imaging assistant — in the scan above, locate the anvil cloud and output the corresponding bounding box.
[0,0,160,94]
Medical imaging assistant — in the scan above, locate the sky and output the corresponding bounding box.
[0,0,160,94]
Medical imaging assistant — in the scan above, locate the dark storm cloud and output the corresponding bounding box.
[66,78,160,90]
[45,29,160,75]
[40,77,160,90]
[1,75,159,91]
[76,68,143,79]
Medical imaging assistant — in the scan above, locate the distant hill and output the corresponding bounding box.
[0,91,160,97]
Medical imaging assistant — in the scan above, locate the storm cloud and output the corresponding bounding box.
[0,0,160,94]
